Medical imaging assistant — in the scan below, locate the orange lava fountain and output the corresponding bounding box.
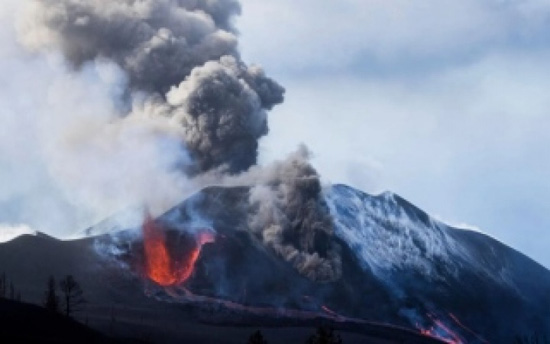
[142,214,214,287]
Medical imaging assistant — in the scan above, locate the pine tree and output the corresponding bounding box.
[9,282,15,300]
[306,326,343,344]
[0,272,6,298]
[43,276,60,313]
[59,275,85,317]
[248,330,268,344]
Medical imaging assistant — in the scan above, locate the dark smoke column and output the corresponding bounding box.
[20,0,284,174]
[20,0,341,282]
[248,147,343,282]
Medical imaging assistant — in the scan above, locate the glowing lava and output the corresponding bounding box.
[418,313,464,344]
[142,214,214,287]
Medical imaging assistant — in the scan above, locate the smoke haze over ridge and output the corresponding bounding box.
[0,0,340,281]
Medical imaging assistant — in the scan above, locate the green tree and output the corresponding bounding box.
[59,275,85,317]
[306,326,343,344]
[248,330,268,344]
[43,276,60,313]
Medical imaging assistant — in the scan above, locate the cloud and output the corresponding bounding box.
[0,224,36,243]
[239,0,550,75]
[258,51,550,266]
[237,1,550,268]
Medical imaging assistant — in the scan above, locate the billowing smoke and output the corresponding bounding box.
[158,55,283,174]
[20,0,239,94]
[19,0,284,174]
[247,147,342,282]
[8,0,339,282]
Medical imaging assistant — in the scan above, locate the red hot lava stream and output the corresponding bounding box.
[418,313,467,344]
[160,287,459,344]
[142,214,214,287]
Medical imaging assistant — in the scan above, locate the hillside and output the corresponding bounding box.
[0,184,549,343]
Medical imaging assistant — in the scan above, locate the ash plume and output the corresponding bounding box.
[19,0,284,174]
[246,147,342,282]
[9,0,340,282]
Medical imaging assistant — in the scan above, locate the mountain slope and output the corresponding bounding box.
[0,233,442,343]
[1,184,549,343]
[0,298,114,343]
[117,184,550,342]
[326,184,550,341]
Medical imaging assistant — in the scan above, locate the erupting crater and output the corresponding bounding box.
[142,215,215,287]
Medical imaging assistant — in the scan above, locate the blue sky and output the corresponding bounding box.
[238,0,550,267]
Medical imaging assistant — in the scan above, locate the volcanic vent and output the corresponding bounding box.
[133,214,215,288]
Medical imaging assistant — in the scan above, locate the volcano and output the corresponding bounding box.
[1,184,549,343]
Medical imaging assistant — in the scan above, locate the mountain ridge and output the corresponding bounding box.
[1,184,548,343]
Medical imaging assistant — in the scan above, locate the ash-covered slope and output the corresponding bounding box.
[143,184,550,343]
[1,184,549,343]
[0,188,445,344]
[325,184,550,342]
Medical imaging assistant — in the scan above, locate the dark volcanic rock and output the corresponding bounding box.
[2,184,549,343]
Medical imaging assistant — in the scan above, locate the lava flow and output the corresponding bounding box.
[142,214,214,287]
[418,313,464,344]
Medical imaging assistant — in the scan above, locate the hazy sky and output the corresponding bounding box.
[237,0,550,268]
[0,1,548,269]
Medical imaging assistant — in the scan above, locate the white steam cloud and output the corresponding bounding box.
[0,224,36,243]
